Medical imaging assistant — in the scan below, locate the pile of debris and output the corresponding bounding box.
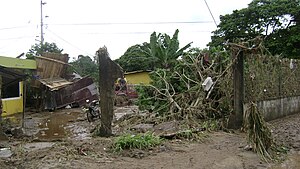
[31,53,98,111]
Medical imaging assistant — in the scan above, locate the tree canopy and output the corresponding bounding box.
[69,55,99,83]
[209,0,300,58]
[115,29,192,72]
[26,42,63,59]
[115,43,155,72]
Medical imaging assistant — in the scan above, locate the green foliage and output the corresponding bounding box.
[202,119,220,131]
[69,55,99,83]
[209,0,300,58]
[244,47,300,102]
[115,43,155,72]
[175,129,209,141]
[26,42,63,59]
[112,132,162,152]
[144,29,192,69]
[116,29,192,72]
[136,47,233,122]
[135,85,159,112]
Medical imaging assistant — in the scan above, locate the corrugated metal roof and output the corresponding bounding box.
[38,77,73,91]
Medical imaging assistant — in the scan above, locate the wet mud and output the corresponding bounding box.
[0,108,300,169]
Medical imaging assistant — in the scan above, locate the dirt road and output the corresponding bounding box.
[0,108,299,169]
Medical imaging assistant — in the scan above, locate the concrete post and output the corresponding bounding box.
[228,50,244,129]
[97,47,123,137]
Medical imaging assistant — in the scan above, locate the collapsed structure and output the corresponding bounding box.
[31,53,98,111]
[0,53,98,117]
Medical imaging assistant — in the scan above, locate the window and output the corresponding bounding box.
[2,82,20,98]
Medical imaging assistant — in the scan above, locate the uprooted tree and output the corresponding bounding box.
[135,39,289,161]
[135,46,233,128]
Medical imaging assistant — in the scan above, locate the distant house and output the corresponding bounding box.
[124,70,152,85]
[0,56,36,117]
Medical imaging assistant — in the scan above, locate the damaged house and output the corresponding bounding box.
[0,53,98,117]
[0,56,36,117]
[31,53,99,111]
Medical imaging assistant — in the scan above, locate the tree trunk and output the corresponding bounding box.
[97,46,123,137]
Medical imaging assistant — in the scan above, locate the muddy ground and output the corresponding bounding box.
[0,107,300,169]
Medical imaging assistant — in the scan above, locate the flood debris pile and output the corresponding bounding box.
[111,48,233,154]
[231,40,291,162]
[114,41,292,162]
[125,48,233,131]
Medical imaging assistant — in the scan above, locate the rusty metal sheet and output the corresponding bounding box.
[44,77,99,110]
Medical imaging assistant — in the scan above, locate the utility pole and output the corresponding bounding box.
[40,0,46,45]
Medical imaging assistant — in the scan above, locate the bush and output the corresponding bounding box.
[112,132,162,152]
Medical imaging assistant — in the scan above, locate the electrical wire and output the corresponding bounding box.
[0,25,30,31]
[46,28,95,57]
[81,30,211,35]
[0,36,35,41]
[49,21,213,26]
[203,0,218,27]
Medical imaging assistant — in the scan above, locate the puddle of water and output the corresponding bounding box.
[36,111,81,140]
[67,123,92,140]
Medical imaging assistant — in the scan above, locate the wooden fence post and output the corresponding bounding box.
[228,50,244,129]
[97,46,123,137]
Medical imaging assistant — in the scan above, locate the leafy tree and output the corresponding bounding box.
[143,29,192,69]
[26,42,63,59]
[209,0,300,58]
[70,55,99,83]
[115,43,155,72]
[116,29,192,71]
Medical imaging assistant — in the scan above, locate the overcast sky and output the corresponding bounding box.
[0,0,252,60]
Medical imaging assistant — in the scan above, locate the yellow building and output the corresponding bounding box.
[0,56,36,117]
[124,70,151,85]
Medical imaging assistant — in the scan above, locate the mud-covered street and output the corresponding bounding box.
[0,108,300,169]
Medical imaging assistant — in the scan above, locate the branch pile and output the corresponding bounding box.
[137,48,233,127]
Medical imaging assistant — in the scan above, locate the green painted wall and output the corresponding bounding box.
[0,56,36,69]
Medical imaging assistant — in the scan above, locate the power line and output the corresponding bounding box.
[0,25,31,31]
[0,36,35,41]
[46,28,95,57]
[203,0,218,27]
[50,21,213,26]
[82,30,212,35]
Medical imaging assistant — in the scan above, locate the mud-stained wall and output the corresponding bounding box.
[244,96,300,121]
